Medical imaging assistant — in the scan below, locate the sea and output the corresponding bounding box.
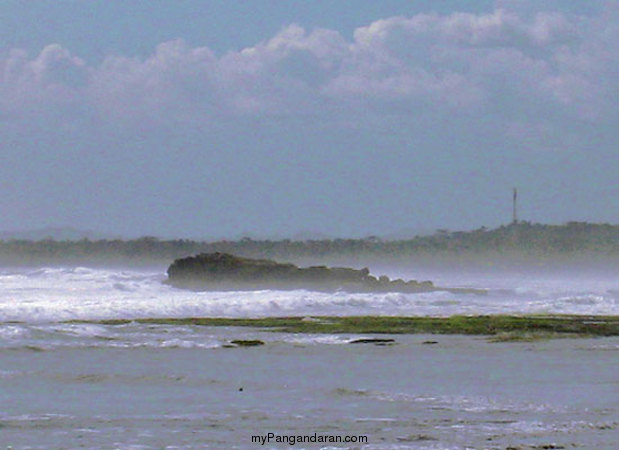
[0,262,617,449]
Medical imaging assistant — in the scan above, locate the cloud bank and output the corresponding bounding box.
[2,8,616,132]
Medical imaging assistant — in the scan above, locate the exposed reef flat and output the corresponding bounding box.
[88,315,619,339]
[165,252,485,294]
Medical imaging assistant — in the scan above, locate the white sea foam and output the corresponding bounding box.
[0,321,226,350]
[284,334,363,345]
[0,266,617,323]
[359,391,565,414]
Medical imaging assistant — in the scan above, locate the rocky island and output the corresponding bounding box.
[165,252,485,294]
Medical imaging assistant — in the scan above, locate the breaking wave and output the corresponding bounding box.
[0,266,617,323]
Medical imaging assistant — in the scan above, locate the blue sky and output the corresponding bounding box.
[1,1,617,238]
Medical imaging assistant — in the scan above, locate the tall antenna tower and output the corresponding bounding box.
[512,188,518,224]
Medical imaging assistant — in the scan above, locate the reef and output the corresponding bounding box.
[165,252,485,294]
[87,315,619,339]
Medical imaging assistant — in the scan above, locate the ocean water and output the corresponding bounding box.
[0,265,617,321]
[1,265,617,449]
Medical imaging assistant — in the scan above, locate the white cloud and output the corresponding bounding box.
[1,45,87,114]
[1,6,616,146]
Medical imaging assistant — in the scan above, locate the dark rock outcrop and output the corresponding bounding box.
[229,339,265,347]
[349,338,396,345]
[165,252,485,294]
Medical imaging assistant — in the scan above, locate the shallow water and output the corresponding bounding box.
[1,329,617,449]
[0,265,617,448]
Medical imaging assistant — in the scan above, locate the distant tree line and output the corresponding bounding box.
[0,222,617,266]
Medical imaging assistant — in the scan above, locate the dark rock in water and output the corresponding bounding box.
[165,252,486,294]
[349,338,396,345]
[229,339,265,347]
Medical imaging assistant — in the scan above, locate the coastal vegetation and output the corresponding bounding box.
[0,222,617,265]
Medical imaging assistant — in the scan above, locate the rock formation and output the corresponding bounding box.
[165,252,485,294]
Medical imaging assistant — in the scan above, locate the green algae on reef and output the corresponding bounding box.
[85,315,619,338]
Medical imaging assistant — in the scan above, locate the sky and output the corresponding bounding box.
[1,0,617,239]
